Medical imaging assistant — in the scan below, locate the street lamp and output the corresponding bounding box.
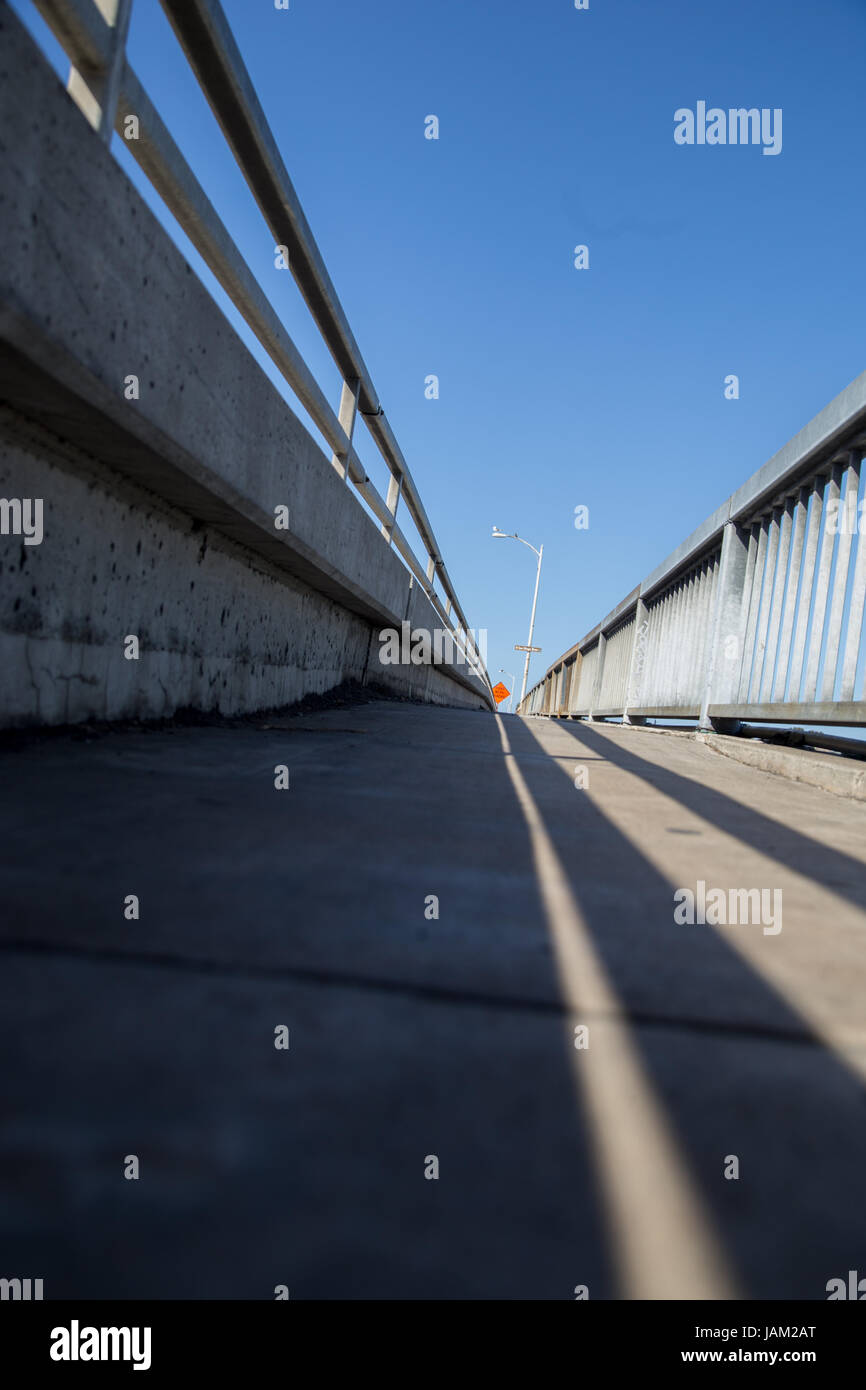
[499,668,516,714]
[491,527,544,706]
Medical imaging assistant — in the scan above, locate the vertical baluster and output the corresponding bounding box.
[752,507,782,701]
[773,488,808,702]
[803,464,842,700]
[67,0,134,141]
[787,479,825,703]
[839,452,866,701]
[820,452,860,700]
[737,522,766,702]
[759,496,794,702]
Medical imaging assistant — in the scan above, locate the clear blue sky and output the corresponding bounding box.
[15,0,866,701]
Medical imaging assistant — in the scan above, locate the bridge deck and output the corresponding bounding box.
[1,702,864,1299]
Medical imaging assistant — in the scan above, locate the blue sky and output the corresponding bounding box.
[14,0,866,703]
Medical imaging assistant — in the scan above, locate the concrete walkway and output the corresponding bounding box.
[1,701,865,1299]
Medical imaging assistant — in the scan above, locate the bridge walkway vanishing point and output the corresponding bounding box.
[2,699,865,1300]
[3,0,866,1307]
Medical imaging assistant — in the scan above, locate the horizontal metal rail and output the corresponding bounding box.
[521,371,866,729]
[30,0,489,687]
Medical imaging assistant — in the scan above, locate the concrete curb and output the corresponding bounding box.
[697,730,866,803]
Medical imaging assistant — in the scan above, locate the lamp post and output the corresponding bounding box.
[492,527,544,707]
[499,668,516,714]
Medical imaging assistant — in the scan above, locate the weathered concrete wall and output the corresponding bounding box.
[0,410,374,724]
[0,7,490,726]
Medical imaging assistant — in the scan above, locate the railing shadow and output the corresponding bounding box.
[558,719,866,915]
[505,714,866,1299]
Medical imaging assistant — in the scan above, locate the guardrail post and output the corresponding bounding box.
[551,664,562,716]
[623,599,649,725]
[382,473,403,545]
[699,521,751,732]
[331,376,361,481]
[65,0,134,142]
[587,633,607,721]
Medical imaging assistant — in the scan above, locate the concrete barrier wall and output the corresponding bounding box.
[0,8,489,726]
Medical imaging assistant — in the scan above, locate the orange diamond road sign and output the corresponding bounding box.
[492,682,510,705]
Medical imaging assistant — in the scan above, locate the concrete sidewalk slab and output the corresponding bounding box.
[1,704,864,1298]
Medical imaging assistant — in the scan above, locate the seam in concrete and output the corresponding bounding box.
[0,937,835,1050]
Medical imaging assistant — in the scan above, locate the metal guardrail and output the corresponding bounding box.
[521,371,866,729]
[29,0,490,690]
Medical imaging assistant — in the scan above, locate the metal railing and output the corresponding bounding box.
[29,0,490,689]
[521,370,866,729]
